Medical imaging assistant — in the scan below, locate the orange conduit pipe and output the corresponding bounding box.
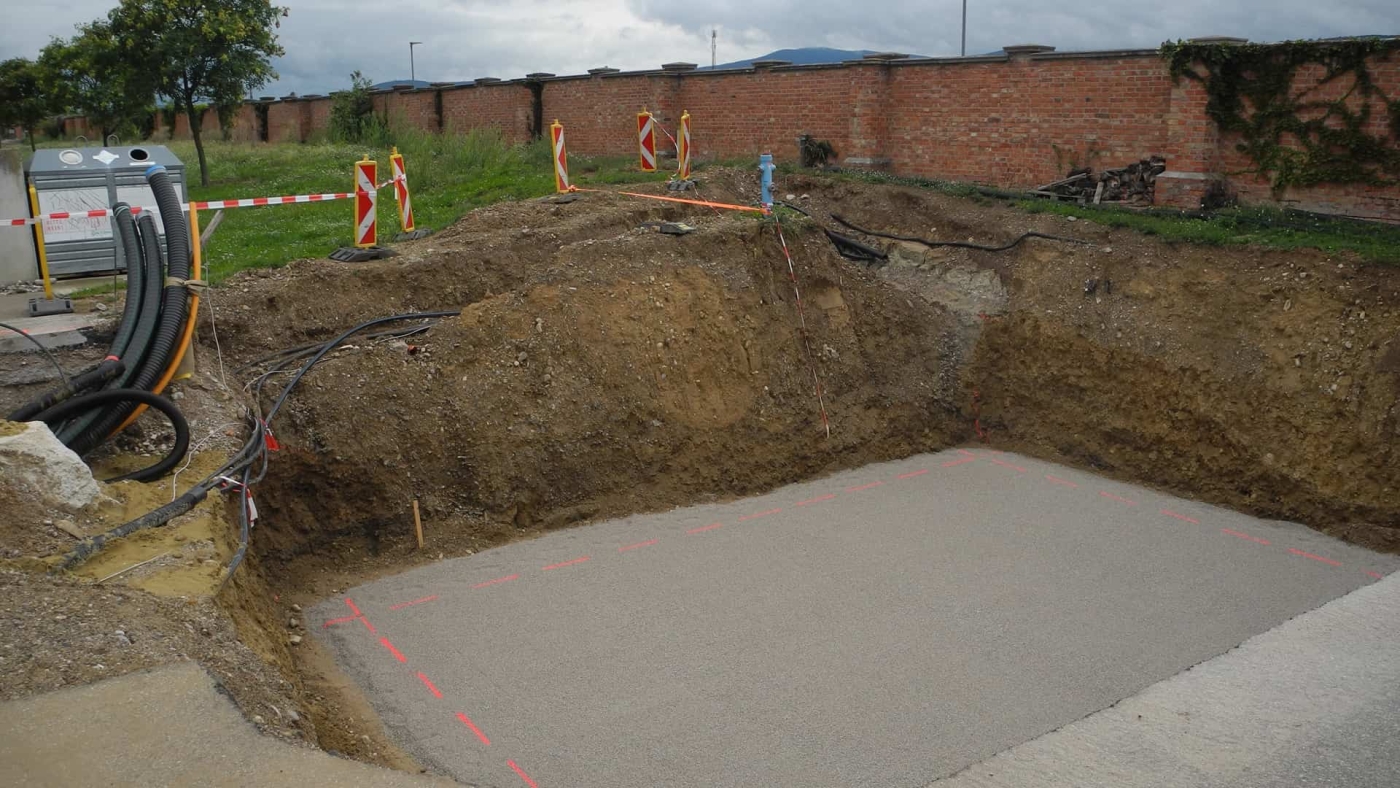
[111,203,201,434]
[570,186,768,214]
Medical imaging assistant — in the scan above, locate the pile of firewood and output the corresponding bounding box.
[1032,156,1167,205]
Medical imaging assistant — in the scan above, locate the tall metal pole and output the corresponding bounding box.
[410,41,422,83]
[961,0,967,57]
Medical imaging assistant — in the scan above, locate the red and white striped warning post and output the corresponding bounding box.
[550,119,570,193]
[389,147,415,233]
[354,156,377,248]
[677,110,693,180]
[638,109,657,172]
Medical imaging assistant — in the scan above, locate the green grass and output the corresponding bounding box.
[822,167,1400,264]
[1018,200,1400,264]
[157,128,659,282]
[22,128,659,286]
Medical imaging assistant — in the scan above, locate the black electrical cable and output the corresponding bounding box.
[58,312,457,574]
[33,388,190,483]
[58,487,209,571]
[831,214,1092,252]
[265,311,461,421]
[6,359,123,422]
[0,320,71,389]
[234,324,438,374]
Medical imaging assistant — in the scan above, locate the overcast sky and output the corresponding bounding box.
[4,1,1397,96]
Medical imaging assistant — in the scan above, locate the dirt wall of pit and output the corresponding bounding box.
[212,173,1400,574]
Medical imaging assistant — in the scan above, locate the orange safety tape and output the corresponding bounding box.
[570,187,767,214]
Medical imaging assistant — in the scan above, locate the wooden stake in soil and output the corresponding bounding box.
[412,499,424,549]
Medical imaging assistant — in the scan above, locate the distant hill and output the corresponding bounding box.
[372,79,432,90]
[713,47,878,69]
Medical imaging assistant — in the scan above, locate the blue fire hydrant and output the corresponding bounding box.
[759,154,775,207]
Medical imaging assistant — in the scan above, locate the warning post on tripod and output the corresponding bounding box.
[638,110,658,173]
[677,110,693,180]
[551,119,571,193]
[389,147,414,233]
[354,156,377,249]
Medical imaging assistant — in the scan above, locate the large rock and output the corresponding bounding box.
[0,420,102,510]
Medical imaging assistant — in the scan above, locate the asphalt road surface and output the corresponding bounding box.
[315,449,1396,788]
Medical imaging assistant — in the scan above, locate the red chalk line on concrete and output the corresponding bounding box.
[417,671,444,699]
[508,760,539,788]
[687,523,724,535]
[796,494,837,506]
[456,712,492,745]
[846,481,884,492]
[1367,571,1384,580]
[942,457,977,468]
[322,614,357,628]
[474,573,520,589]
[739,508,782,522]
[1045,474,1078,488]
[990,458,1027,473]
[542,556,591,571]
[898,469,930,480]
[1289,548,1342,567]
[344,598,377,634]
[1222,528,1270,546]
[380,637,408,663]
[1160,509,1199,524]
[390,595,439,611]
[619,539,659,552]
[1099,491,1137,506]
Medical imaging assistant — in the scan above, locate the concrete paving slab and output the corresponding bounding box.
[0,308,100,352]
[927,572,1400,787]
[0,661,449,787]
[314,449,1397,788]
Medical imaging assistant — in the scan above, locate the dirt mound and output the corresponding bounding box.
[239,214,966,560]
[210,170,1400,567]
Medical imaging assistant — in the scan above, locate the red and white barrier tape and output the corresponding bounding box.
[5,178,405,226]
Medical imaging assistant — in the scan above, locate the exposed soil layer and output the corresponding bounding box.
[3,167,1398,777]
[216,171,1399,573]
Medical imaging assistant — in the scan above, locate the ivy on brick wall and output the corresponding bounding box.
[1160,38,1400,193]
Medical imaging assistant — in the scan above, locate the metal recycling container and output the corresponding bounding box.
[25,145,187,277]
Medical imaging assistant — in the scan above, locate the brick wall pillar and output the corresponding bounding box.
[1155,71,1221,209]
[297,99,313,143]
[845,59,894,169]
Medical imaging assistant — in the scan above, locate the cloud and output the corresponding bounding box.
[2,0,1396,97]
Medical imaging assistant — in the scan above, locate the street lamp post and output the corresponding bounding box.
[961,0,967,57]
[410,41,423,83]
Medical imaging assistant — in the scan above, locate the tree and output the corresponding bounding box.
[0,58,54,151]
[38,23,154,143]
[110,0,286,186]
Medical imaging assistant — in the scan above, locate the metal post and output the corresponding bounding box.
[961,0,967,57]
[410,41,422,83]
[27,183,53,301]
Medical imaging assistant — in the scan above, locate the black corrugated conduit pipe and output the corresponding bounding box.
[32,388,190,484]
[5,359,123,422]
[66,166,191,469]
[57,209,164,445]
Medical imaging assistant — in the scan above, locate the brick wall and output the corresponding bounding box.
[95,41,1400,222]
[440,83,534,140]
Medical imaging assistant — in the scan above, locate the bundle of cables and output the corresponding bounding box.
[56,310,462,579]
[7,165,194,484]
